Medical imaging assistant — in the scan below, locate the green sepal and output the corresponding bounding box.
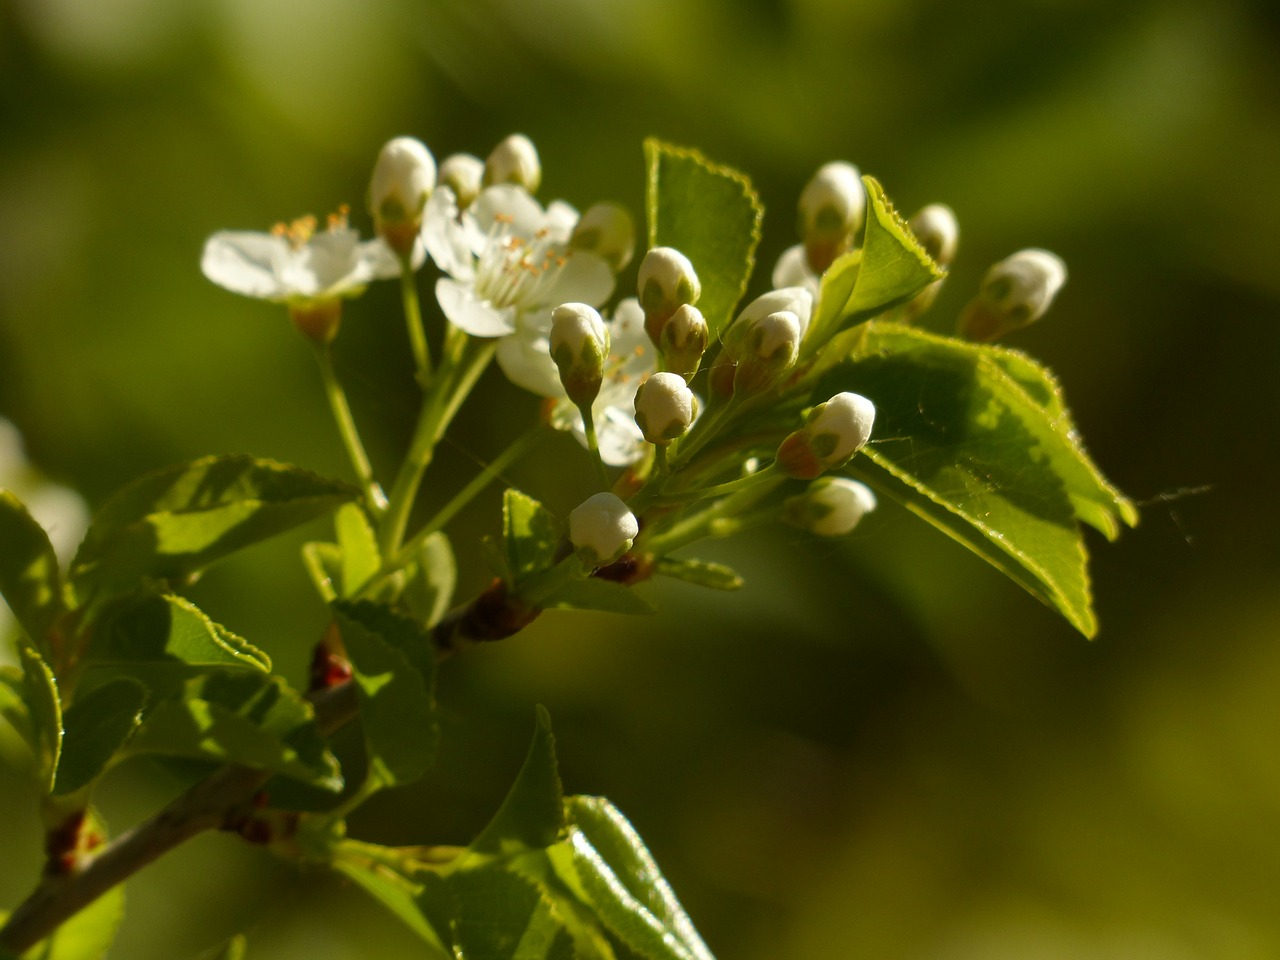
[52,677,147,796]
[69,455,357,610]
[539,578,656,616]
[504,489,561,585]
[653,558,743,591]
[804,178,943,350]
[402,531,457,629]
[470,705,566,857]
[333,601,437,787]
[645,139,763,338]
[122,672,341,790]
[0,490,67,658]
[817,321,1136,635]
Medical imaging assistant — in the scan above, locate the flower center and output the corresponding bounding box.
[271,205,351,250]
[473,214,571,311]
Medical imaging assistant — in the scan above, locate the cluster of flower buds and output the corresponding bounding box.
[638,247,701,348]
[783,477,877,537]
[776,392,877,480]
[569,492,639,568]
[710,287,813,399]
[957,248,1067,342]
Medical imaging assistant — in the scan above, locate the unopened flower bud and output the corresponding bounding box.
[439,153,484,210]
[722,286,814,356]
[659,304,709,380]
[570,203,636,272]
[776,392,876,480]
[484,134,541,193]
[784,477,877,537]
[550,303,609,406]
[798,161,865,273]
[569,492,639,568]
[958,248,1066,342]
[369,137,436,258]
[901,204,959,321]
[634,371,698,446]
[733,310,801,396]
[638,247,700,346]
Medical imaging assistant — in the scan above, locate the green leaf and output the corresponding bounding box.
[448,869,576,960]
[0,491,66,656]
[70,455,357,607]
[805,178,943,349]
[197,935,248,960]
[816,321,1135,636]
[471,705,566,857]
[301,541,342,604]
[52,678,146,795]
[123,673,340,790]
[334,602,436,787]
[541,578,656,616]
[504,489,561,584]
[336,504,380,597]
[91,592,271,677]
[653,558,743,591]
[18,644,61,793]
[0,667,36,772]
[402,531,457,629]
[645,139,763,337]
[546,797,715,960]
[333,850,451,952]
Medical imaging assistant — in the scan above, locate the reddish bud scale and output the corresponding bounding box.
[776,431,824,480]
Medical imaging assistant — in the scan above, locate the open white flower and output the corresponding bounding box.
[423,184,615,339]
[202,208,414,306]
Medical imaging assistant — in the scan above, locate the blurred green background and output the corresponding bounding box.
[3,0,1280,956]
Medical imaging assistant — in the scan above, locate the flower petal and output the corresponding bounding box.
[201,231,291,300]
[543,249,615,310]
[422,187,476,281]
[496,324,565,398]
[772,244,819,297]
[436,277,516,337]
[473,184,547,239]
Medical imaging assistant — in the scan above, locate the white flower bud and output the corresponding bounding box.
[659,303,709,380]
[798,161,865,273]
[569,492,639,568]
[784,477,877,537]
[638,247,700,346]
[724,287,814,353]
[484,133,541,193]
[909,204,958,268]
[733,310,801,396]
[958,248,1067,342]
[369,137,436,256]
[776,392,876,479]
[439,153,484,210]
[570,202,636,272]
[634,371,697,446]
[550,302,609,405]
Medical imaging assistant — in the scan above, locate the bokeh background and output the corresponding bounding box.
[3,0,1280,956]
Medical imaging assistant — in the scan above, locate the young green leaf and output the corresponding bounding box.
[197,935,248,960]
[540,578,656,616]
[334,602,436,787]
[645,140,763,337]
[52,677,147,796]
[70,455,357,607]
[448,868,576,960]
[816,321,1136,635]
[91,592,271,675]
[336,503,381,597]
[470,705,566,858]
[804,178,942,350]
[123,673,340,790]
[0,491,66,658]
[504,489,561,584]
[402,531,457,629]
[653,558,744,591]
[332,850,451,952]
[301,541,343,603]
[18,644,61,793]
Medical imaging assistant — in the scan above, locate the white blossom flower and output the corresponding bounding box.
[569,492,638,567]
[202,207,414,306]
[423,184,615,339]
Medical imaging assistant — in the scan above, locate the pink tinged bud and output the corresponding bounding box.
[634,371,697,446]
[550,302,609,406]
[798,161,865,273]
[439,153,484,210]
[784,477,877,537]
[484,133,541,193]
[571,203,636,272]
[733,310,801,396]
[569,492,639,567]
[776,392,876,479]
[638,247,700,346]
[370,137,437,256]
[659,303,709,380]
[958,248,1067,342]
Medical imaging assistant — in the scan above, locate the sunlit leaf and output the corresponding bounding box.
[18,644,61,793]
[645,140,763,337]
[504,489,560,584]
[540,578,655,616]
[333,849,450,952]
[653,558,743,591]
[402,531,457,629]
[91,592,270,675]
[0,491,66,657]
[52,678,146,795]
[470,705,566,858]
[448,869,576,960]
